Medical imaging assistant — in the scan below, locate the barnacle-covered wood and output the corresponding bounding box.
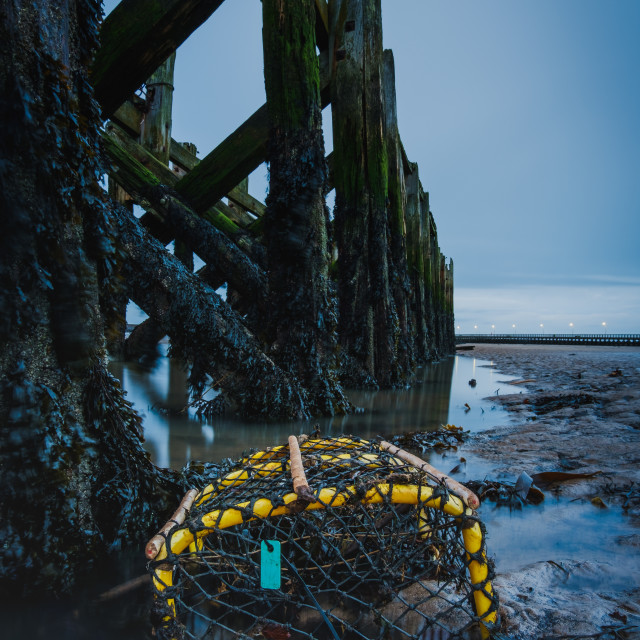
[382,49,414,376]
[262,0,349,416]
[112,202,311,420]
[0,0,180,595]
[331,0,402,386]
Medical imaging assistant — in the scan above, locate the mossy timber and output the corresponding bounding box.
[262,0,349,416]
[100,0,455,389]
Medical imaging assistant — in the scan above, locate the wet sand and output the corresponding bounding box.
[457,344,640,639]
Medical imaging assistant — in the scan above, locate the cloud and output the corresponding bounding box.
[582,275,640,286]
[454,284,640,334]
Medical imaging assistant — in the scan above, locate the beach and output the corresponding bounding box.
[457,344,640,639]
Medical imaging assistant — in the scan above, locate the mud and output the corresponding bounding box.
[457,344,640,639]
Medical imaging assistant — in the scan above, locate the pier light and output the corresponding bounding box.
[491,324,495,335]
[540,323,544,334]
[474,325,478,333]
[569,322,574,335]
[602,321,607,335]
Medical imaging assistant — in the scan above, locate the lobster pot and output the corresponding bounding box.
[149,437,499,640]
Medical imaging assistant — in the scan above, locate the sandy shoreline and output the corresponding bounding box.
[456,344,640,639]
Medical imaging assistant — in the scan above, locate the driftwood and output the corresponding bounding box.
[379,440,480,510]
[288,435,316,503]
[96,574,149,601]
[145,488,198,560]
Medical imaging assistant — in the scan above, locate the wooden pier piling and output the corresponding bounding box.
[100,0,456,398]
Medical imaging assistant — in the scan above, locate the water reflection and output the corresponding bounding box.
[109,349,521,469]
[483,498,640,587]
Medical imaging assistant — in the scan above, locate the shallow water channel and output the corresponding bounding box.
[108,349,518,468]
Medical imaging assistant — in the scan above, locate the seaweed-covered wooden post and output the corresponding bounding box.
[426,204,441,358]
[140,53,175,163]
[362,0,399,387]
[435,249,445,356]
[421,188,437,359]
[125,54,181,360]
[330,0,373,383]
[405,163,428,361]
[330,0,399,386]
[121,55,176,360]
[104,180,132,358]
[382,48,413,377]
[262,0,348,415]
[446,258,455,350]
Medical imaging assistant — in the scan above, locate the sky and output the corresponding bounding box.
[103,0,640,334]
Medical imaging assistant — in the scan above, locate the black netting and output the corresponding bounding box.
[149,437,499,640]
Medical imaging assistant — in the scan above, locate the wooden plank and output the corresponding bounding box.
[227,188,266,218]
[111,99,144,138]
[174,105,267,213]
[109,118,266,218]
[171,141,266,217]
[174,51,331,214]
[93,0,226,118]
[170,139,199,172]
[105,124,266,238]
[102,134,267,302]
[102,131,256,248]
[216,198,254,228]
[105,123,177,186]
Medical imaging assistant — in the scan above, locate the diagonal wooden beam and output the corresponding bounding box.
[108,106,267,218]
[93,0,226,118]
[173,106,269,214]
[102,133,266,300]
[102,132,263,263]
[174,51,331,215]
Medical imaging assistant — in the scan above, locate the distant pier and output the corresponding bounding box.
[456,334,640,346]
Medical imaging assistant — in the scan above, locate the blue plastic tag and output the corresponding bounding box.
[260,540,281,589]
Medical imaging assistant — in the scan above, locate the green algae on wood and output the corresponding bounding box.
[330,0,374,383]
[174,51,331,215]
[101,134,267,302]
[330,0,402,386]
[262,0,349,416]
